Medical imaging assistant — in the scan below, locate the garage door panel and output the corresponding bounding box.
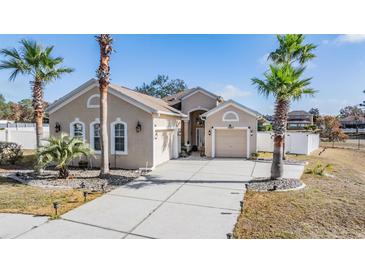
[154,130,173,166]
[215,129,247,158]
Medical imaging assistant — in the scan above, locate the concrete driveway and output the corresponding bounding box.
[17,158,304,239]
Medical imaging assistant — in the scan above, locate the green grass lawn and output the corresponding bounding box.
[0,176,101,217]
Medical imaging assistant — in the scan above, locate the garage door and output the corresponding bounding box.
[215,129,247,158]
[154,129,174,166]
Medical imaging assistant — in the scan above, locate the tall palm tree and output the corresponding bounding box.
[252,34,316,179]
[0,39,74,148]
[252,64,316,179]
[96,34,113,177]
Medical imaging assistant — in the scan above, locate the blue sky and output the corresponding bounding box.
[0,34,365,115]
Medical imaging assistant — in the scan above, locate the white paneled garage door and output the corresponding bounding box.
[215,129,247,158]
[154,129,174,167]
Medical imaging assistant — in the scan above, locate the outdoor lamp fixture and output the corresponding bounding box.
[208,129,211,136]
[55,122,61,133]
[228,124,233,129]
[178,130,182,136]
[136,121,142,133]
[52,202,59,216]
[83,191,88,202]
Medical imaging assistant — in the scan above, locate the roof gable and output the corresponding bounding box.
[201,100,261,119]
[181,87,220,101]
[47,79,186,117]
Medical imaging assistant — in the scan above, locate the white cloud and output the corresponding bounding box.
[217,85,252,100]
[335,34,365,44]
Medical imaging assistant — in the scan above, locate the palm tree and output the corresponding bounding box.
[252,34,316,179]
[268,34,316,66]
[96,34,113,177]
[252,64,316,179]
[37,134,93,179]
[0,39,74,149]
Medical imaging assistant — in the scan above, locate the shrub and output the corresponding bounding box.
[305,161,333,176]
[258,124,272,131]
[36,134,93,179]
[0,142,23,165]
[304,124,317,131]
[251,152,259,159]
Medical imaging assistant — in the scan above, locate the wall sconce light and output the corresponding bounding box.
[178,130,181,136]
[228,124,233,129]
[136,121,142,133]
[154,132,158,140]
[55,122,61,133]
[208,130,211,136]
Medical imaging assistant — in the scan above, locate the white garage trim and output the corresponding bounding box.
[211,127,249,158]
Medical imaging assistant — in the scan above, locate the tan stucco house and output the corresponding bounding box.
[48,79,261,169]
[164,88,261,158]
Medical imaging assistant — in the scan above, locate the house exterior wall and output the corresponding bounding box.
[181,91,217,114]
[49,86,155,169]
[204,105,258,157]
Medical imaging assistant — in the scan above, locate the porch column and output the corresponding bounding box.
[183,119,190,150]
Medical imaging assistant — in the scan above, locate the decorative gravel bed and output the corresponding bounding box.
[3,168,143,192]
[246,178,304,192]
[256,158,307,166]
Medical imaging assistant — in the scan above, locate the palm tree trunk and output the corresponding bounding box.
[96,34,113,177]
[31,79,44,149]
[271,98,289,179]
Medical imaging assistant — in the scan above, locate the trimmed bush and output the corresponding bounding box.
[0,142,23,165]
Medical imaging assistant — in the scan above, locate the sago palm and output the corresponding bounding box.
[36,134,93,179]
[96,34,113,177]
[252,64,316,179]
[0,39,74,148]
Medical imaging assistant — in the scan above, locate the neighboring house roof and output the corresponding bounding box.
[200,99,261,119]
[163,87,222,106]
[47,79,186,117]
[340,115,365,124]
[288,110,312,117]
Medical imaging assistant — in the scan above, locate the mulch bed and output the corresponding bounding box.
[246,178,304,192]
[3,168,143,192]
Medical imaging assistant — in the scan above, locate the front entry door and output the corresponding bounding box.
[196,128,205,148]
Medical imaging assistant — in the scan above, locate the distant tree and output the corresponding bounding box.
[309,107,320,124]
[0,94,12,119]
[17,99,33,122]
[318,115,347,143]
[339,105,364,118]
[136,74,187,98]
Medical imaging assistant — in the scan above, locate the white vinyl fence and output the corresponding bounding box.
[257,131,320,155]
[0,127,50,149]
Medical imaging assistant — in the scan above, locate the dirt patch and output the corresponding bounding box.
[234,148,365,238]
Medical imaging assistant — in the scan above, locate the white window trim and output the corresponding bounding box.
[69,118,85,142]
[223,111,239,122]
[87,94,100,108]
[89,118,101,154]
[110,118,128,155]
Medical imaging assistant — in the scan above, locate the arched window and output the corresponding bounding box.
[87,94,100,108]
[90,118,101,153]
[223,111,239,122]
[70,118,85,141]
[111,118,128,155]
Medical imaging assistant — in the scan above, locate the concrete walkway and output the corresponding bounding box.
[14,158,304,239]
